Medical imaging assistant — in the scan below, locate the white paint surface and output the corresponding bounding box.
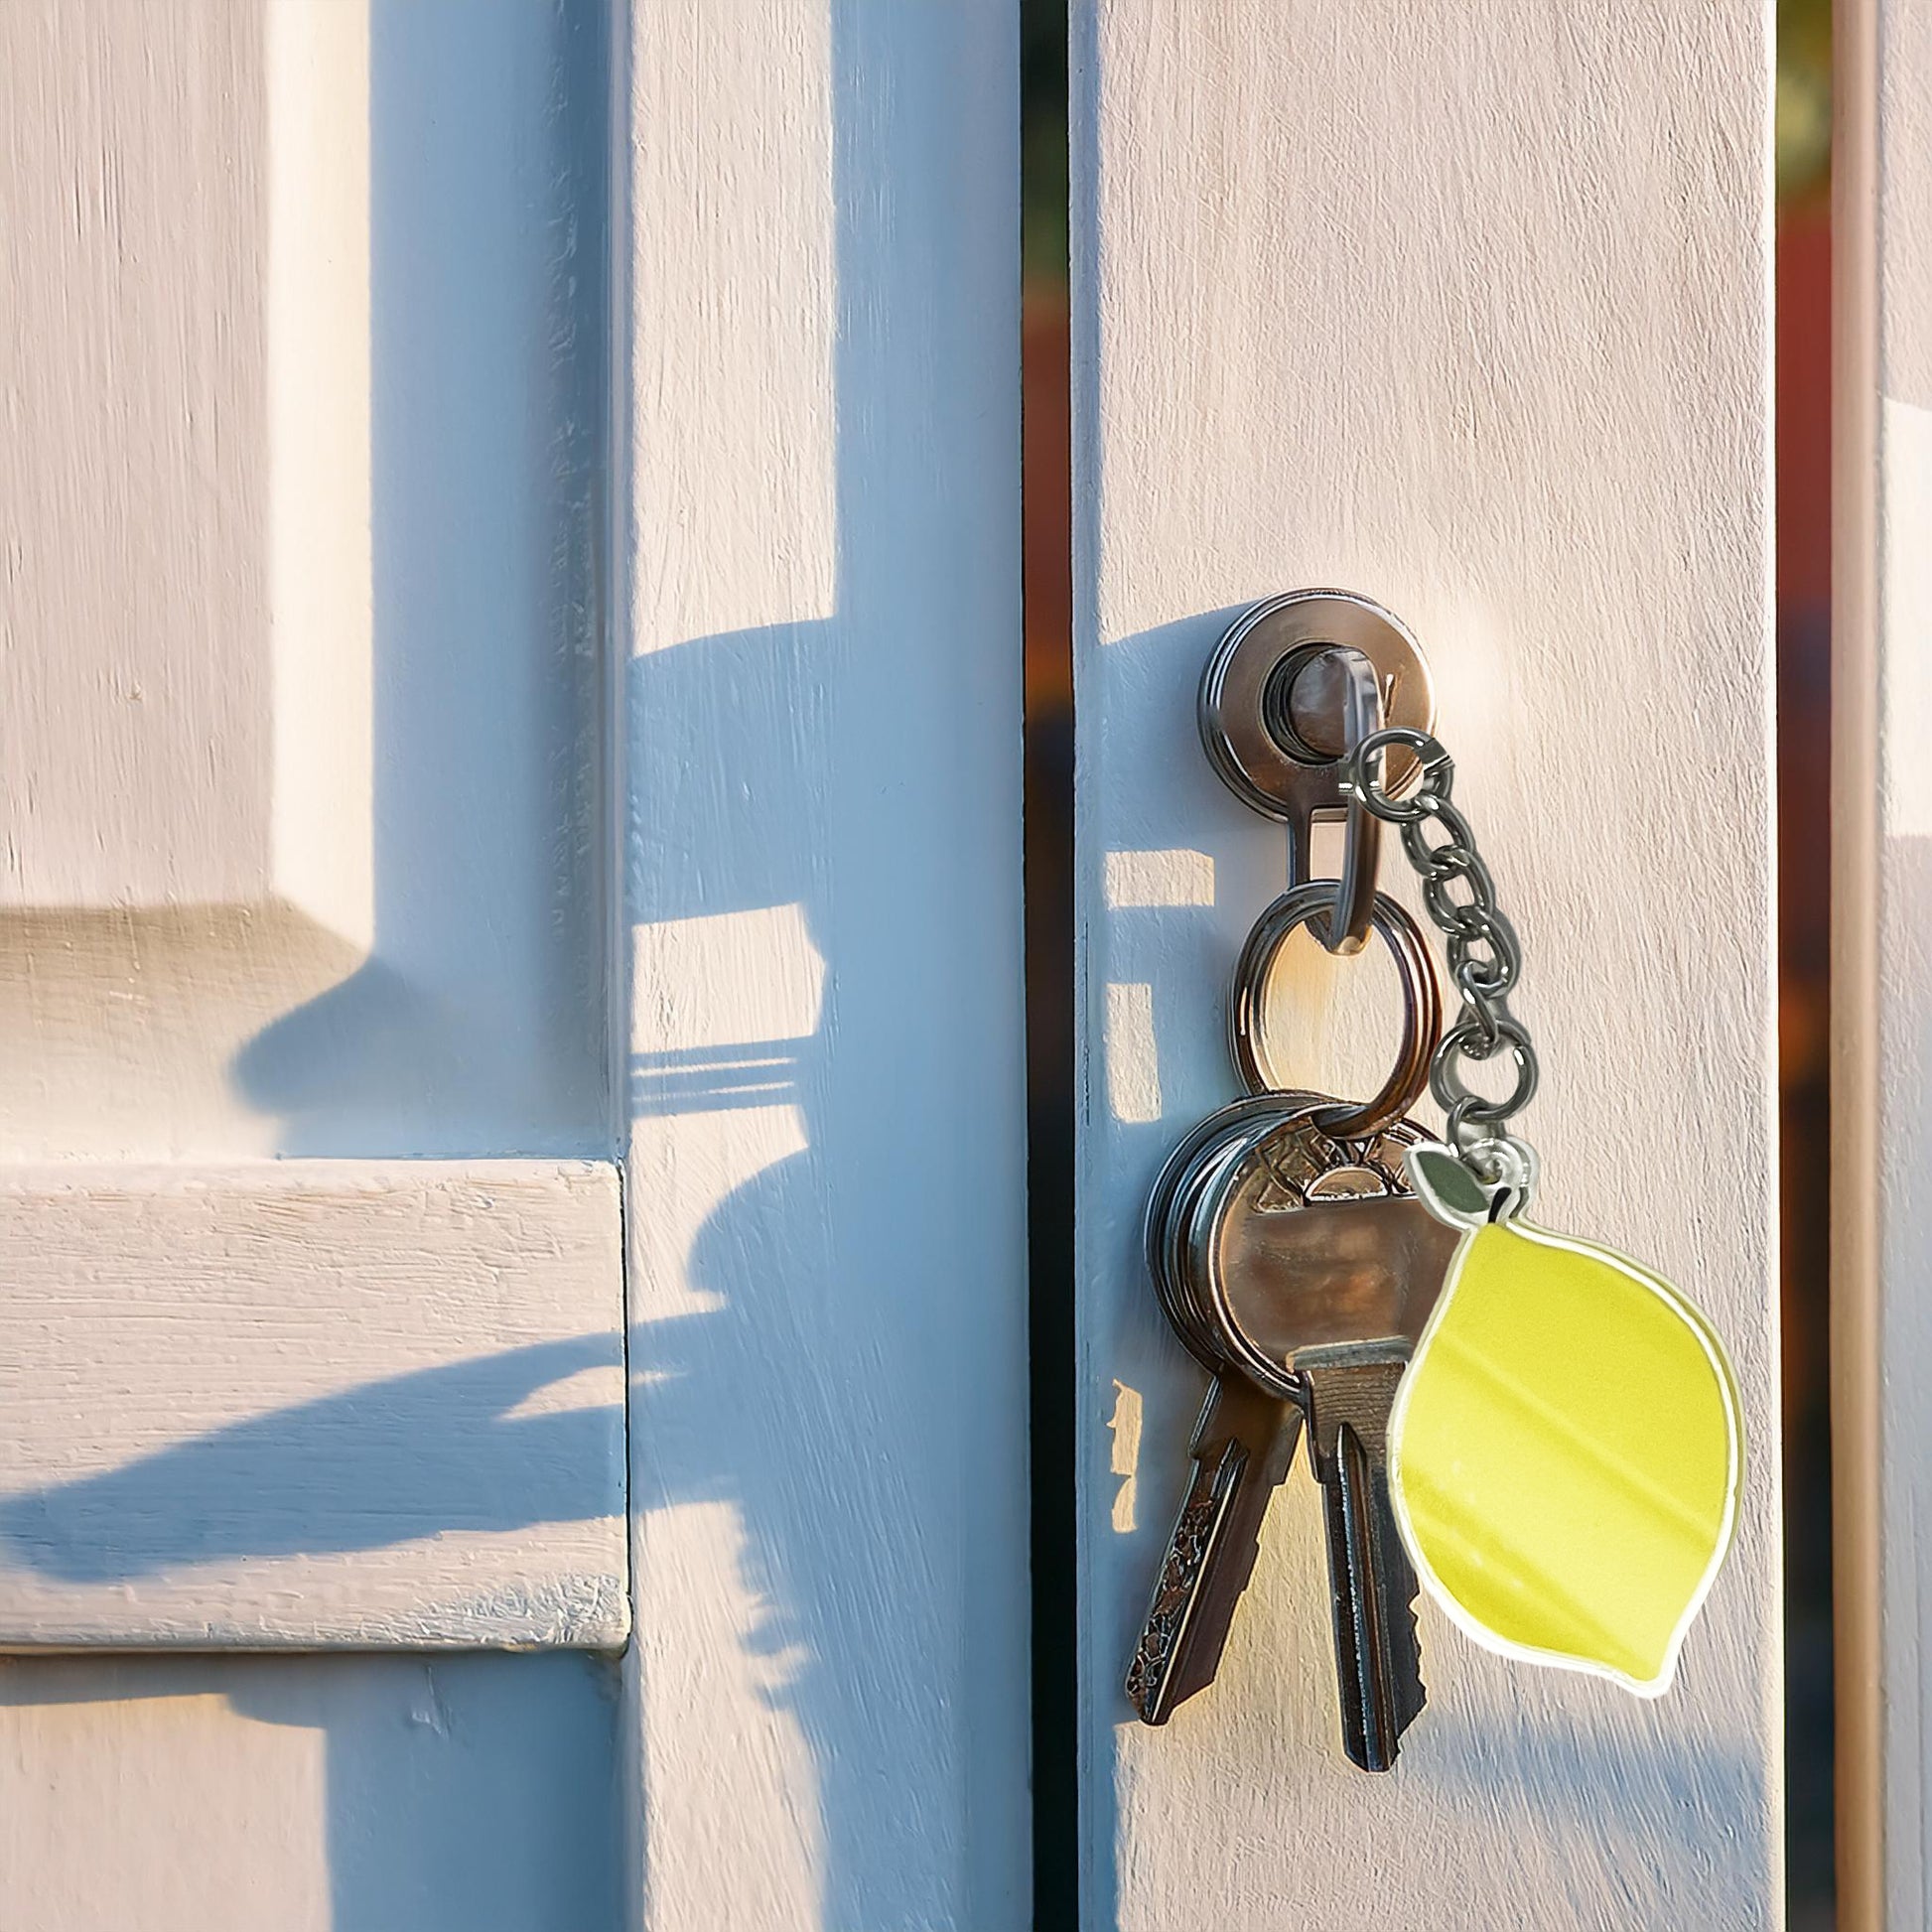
[1073,4,1781,1926]
[0,1163,626,1647]
[621,1,1032,1925]
[1,5,277,913]
[268,0,375,950]
[0,2,631,1924]
[0,0,612,1163]
[0,0,623,1650]
[0,1653,622,1932]
[1105,848,1216,909]
[1877,400,1932,838]
[1104,981,1165,1124]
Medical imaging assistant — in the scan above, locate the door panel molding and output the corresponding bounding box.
[0,1161,626,1649]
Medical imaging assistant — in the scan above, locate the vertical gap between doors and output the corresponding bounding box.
[1021,2,1077,1925]
[1777,1,1835,1924]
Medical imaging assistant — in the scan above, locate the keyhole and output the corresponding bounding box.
[1262,644,1373,763]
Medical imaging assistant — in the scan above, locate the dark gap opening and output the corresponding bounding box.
[1021,1,1075,1926]
[1777,1,1835,1924]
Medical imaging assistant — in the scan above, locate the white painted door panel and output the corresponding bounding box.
[0,0,639,1925]
[0,1163,624,1647]
[2,0,614,1168]
[5,0,1033,1925]
[0,1652,622,1932]
[0,0,624,1649]
[1072,5,1781,1928]
[620,2,1033,1924]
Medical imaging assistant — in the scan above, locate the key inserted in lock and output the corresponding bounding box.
[1198,591,1435,954]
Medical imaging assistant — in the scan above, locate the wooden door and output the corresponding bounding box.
[1,0,628,1643]
[1069,5,1783,1928]
[621,0,1032,1923]
[0,2,1029,1927]
[8,1,1805,1926]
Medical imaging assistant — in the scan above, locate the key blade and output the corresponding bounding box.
[1126,1435,1251,1725]
[1321,1420,1419,1769]
[1305,1357,1427,1772]
[1127,1379,1303,1725]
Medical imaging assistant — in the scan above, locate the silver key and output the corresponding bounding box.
[1185,1104,1455,1769]
[1125,1368,1303,1725]
[1131,890,1448,1747]
[1298,1344,1424,1771]
[1129,1096,1323,1723]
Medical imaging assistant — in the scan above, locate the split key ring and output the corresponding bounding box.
[1227,881,1442,1141]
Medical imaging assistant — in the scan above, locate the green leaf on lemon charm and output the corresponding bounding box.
[1389,1151,1742,1697]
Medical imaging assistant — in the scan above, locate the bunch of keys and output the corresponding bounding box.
[1130,590,1744,1766]
[1127,594,1449,1769]
[1127,888,1456,1769]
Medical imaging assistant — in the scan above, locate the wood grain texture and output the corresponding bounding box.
[0,0,612,1162]
[0,1652,623,1932]
[1,2,283,913]
[1836,2,1932,1922]
[0,2,379,1159]
[0,1163,626,1649]
[621,0,1032,1923]
[1072,4,1780,1926]
[0,4,632,1925]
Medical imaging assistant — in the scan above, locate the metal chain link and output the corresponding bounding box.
[1344,726,1539,1160]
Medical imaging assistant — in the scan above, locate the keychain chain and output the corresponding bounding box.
[1345,725,1539,1171]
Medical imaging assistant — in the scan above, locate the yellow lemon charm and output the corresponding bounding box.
[1389,1144,1742,1696]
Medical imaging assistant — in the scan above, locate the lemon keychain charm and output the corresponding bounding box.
[1347,728,1743,1696]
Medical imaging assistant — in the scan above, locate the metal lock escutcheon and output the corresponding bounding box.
[1198,590,1436,953]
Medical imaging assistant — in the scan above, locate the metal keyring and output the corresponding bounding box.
[1434,1014,1539,1136]
[1346,723,1454,825]
[1227,881,1442,1140]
